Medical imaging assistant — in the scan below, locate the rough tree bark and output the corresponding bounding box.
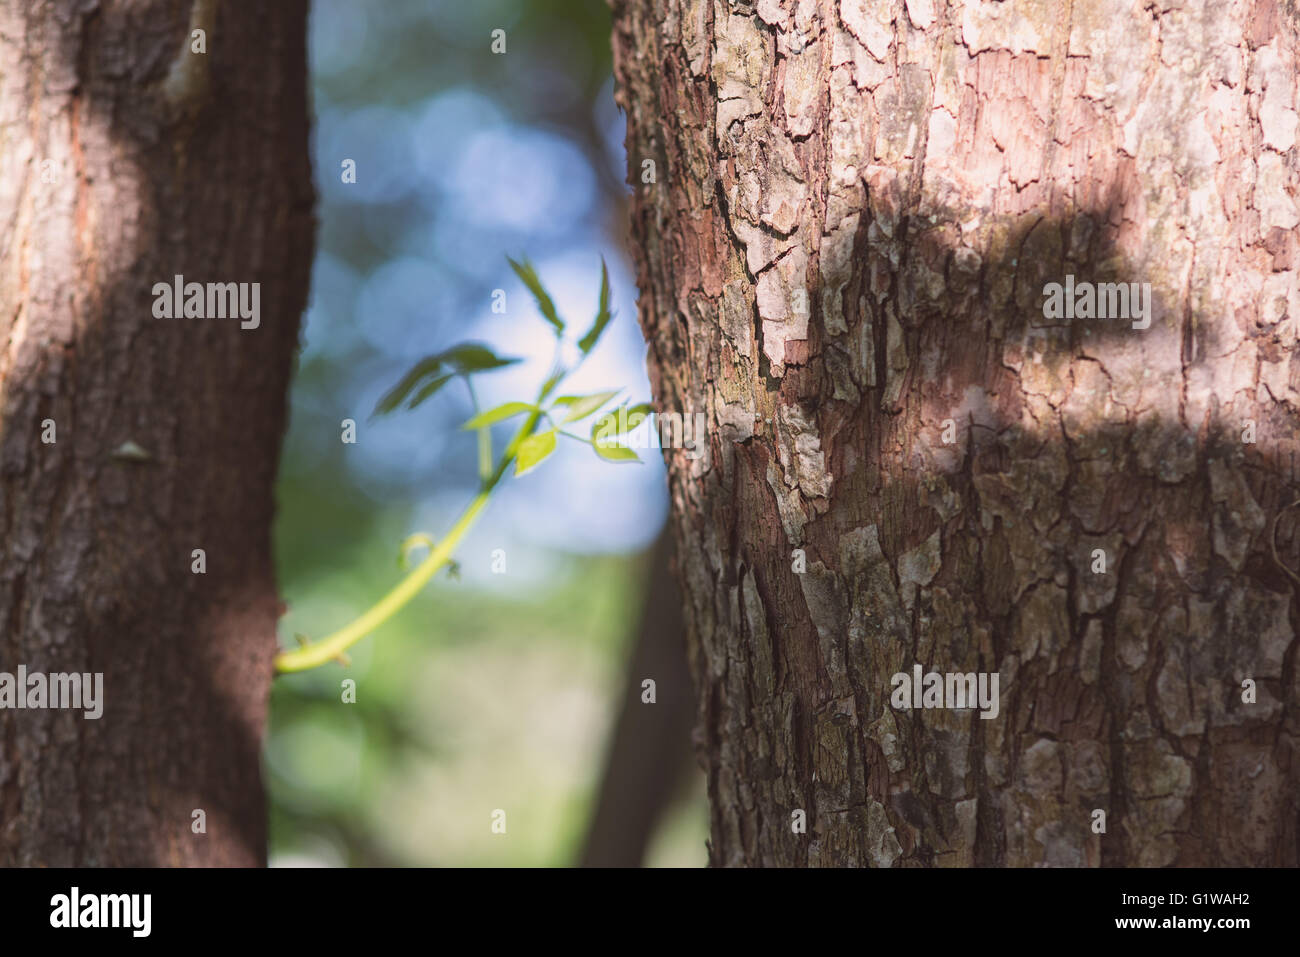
[612,0,1300,865]
[0,1,314,865]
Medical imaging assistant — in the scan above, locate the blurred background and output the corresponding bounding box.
[266,0,708,866]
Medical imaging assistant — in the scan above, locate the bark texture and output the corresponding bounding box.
[612,0,1300,865]
[0,0,314,865]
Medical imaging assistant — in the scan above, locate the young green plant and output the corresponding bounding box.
[274,257,648,674]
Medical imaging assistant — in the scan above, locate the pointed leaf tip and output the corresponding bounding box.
[462,401,537,431]
[593,442,640,464]
[508,256,564,334]
[578,258,614,354]
[556,390,620,424]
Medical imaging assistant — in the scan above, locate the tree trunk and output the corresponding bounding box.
[580,533,695,866]
[0,0,313,866]
[612,0,1300,866]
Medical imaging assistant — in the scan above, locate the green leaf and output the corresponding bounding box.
[406,373,453,410]
[462,401,537,431]
[577,257,614,354]
[515,429,557,476]
[374,342,519,416]
[555,390,619,424]
[439,343,520,373]
[593,442,640,464]
[507,257,564,334]
[592,401,653,441]
[374,357,442,415]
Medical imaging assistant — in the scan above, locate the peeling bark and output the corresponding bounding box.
[613,0,1300,866]
[0,1,314,865]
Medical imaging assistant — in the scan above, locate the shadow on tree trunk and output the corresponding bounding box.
[611,0,1300,863]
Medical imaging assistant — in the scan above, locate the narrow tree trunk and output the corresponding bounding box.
[581,534,695,866]
[613,0,1300,866]
[0,0,314,865]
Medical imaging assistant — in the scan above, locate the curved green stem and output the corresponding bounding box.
[466,378,492,482]
[276,348,566,676]
[274,488,492,673]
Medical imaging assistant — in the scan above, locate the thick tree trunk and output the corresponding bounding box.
[0,1,313,865]
[613,0,1300,866]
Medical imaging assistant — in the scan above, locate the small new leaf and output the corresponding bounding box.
[406,373,453,411]
[577,258,614,354]
[592,401,653,440]
[439,343,519,373]
[515,429,558,476]
[507,257,564,334]
[375,343,519,416]
[375,358,440,416]
[463,401,537,431]
[593,442,640,464]
[556,390,619,424]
